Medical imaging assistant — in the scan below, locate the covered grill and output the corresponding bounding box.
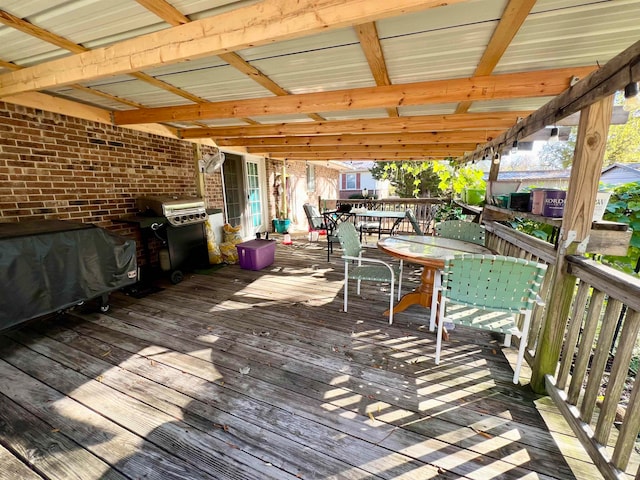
[0,220,137,331]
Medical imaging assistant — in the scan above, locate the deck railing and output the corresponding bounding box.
[319,197,447,235]
[484,219,640,479]
[547,256,640,480]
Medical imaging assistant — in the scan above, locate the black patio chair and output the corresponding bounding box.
[303,203,339,261]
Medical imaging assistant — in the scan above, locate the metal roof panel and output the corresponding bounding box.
[251,44,374,94]
[398,104,459,116]
[383,25,490,83]
[246,114,319,124]
[495,0,640,73]
[376,0,507,37]
[318,109,390,121]
[239,28,360,61]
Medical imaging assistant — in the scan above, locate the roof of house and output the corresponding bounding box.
[486,170,572,181]
[601,163,640,174]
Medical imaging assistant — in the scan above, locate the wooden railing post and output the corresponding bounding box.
[530,95,613,393]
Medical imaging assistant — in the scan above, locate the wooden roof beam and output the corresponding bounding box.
[0,8,208,109]
[216,131,500,147]
[115,67,594,124]
[134,0,190,25]
[0,0,467,97]
[178,111,532,139]
[136,0,325,122]
[247,144,476,154]
[356,22,397,118]
[264,152,452,160]
[0,56,148,109]
[217,51,325,122]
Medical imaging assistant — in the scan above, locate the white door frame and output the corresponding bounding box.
[242,154,269,239]
[221,151,269,240]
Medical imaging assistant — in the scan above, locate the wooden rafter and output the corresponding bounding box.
[66,84,146,109]
[455,0,536,114]
[0,8,209,108]
[215,131,500,147]
[217,52,289,96]
[134,0,190,25]
[261,152,453,160]
[246,144,476,153]
[135,1,325,123]
[114,67,595,125]
[356,22,397,118]
[0,0,467,97]
[0,9,86,54]
[217,52,326,122]
[0,55,147,109]
[0,59,21,71]
[178,111,532,139]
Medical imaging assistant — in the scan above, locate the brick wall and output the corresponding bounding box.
[0,101,224,265]
[0,101,339,262]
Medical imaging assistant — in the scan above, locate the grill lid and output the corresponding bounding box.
[136,196,207,227]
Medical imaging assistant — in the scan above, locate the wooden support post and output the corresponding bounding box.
[193,143,206,199]
[281,161,288,219]
[530,95,614,393]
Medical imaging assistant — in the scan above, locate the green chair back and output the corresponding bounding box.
[435,253,547,383]
[441,254,547,314]
[336,222,362,258]
[435,220,485,246]
[405,209,423,235]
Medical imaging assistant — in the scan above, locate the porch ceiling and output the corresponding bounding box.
[0,0,638,161]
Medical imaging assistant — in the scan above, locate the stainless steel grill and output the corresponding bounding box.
[136,196,207,227]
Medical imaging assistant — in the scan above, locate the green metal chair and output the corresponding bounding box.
[435,220,486,246]
[405,209,423,235]
[432,254,547,384]
[336,222,402,324]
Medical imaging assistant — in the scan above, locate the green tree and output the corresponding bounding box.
[538,95,639,169]
[602,181,640,276]
[370,161,441,197]
[605,110,640,164]
[538,130,576,169]
[431,161,485,197]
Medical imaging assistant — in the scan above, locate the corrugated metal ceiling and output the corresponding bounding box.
[0,0,637,160]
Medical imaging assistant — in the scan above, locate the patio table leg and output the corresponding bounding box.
[383,265,449,340]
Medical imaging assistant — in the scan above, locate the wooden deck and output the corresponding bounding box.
[0,236,602,480]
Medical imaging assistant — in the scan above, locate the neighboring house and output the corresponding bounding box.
[338,161,389,199]
[600,163,640,186]
[485,169,572,191]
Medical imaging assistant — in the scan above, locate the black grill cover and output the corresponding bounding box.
[0,220,137,330]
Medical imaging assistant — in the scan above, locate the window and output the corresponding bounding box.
[306,164,316,192]
[345,173,357,189]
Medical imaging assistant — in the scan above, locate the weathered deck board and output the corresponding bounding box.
[0,238,605,479]
[0,442,44,480]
